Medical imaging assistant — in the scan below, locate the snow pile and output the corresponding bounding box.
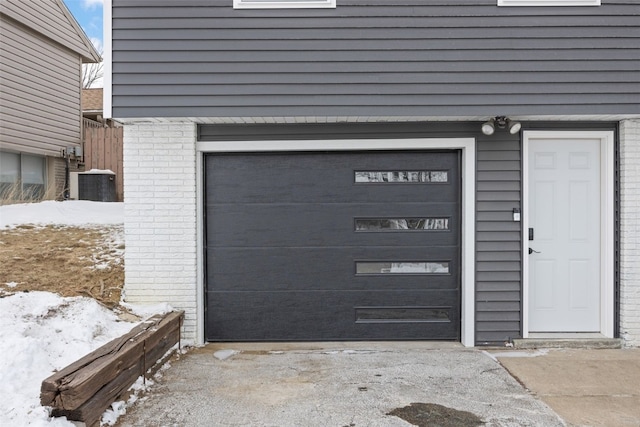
[83,169,116,175]
[123,301,175,319]
[0,201,175,426]
[0,200,123,229]
[0,292,135,426]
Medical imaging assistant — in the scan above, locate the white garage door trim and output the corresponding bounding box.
[195,138,476,347]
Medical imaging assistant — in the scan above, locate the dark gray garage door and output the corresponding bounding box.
[205,151,460,341]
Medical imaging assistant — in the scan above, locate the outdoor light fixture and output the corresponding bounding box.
[481,119,496,135]
[507,118,522,134]
[481,116,522,135]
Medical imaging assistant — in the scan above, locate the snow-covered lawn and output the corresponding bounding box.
[0,201,169,427]
[0,200,124,229]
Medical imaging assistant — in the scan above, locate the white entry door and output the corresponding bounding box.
[527,134,607,333]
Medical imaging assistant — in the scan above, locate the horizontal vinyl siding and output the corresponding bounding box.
[0,0,96,60]
[0,16,81,156]
[112,0,640,118]
[476,137,522,344]
[198,121,522,345]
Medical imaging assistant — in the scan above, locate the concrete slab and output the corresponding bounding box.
[116,342,564,427]
[495,349,640,427]
[513,338,622,350]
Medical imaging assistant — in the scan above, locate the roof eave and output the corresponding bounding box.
[57,0,101,63]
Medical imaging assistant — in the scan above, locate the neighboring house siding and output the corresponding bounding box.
[0,0,97,61]
[0,15,82,156]
[111,0,640,119]
[620,119,640,346]
[198,122,522,345]
[123,122,198,340]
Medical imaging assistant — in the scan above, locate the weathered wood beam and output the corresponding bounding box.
[41,310,183,425]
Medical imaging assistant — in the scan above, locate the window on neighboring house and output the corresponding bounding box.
[0,151,46,201]
[498,0,600,5]
[234,0,336,9]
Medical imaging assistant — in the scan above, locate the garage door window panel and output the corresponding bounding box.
[355,307,452,323]
[356,261,450,275]
[355,218,450,231]
[355,170,448,183]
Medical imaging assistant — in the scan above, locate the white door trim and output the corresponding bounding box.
[196,138,476,347]
[522,130,614,338]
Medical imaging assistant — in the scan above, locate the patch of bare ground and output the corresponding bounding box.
[0,225,125,308]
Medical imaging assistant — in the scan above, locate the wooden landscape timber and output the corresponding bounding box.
[41,310,184,427]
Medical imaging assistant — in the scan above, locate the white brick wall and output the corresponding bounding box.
[122,122,199,342]
[620,119,640,347]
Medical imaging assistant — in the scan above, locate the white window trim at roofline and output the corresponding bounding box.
[234,0,335,8]
[498,0,600,5]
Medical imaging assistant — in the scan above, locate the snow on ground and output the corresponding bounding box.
[0,292,135,426]
[0,201,171,426]
[0,200,124,229]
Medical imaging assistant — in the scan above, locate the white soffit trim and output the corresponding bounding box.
[197,138,477,347]
[103,0,112,119]
[115,115,638,125]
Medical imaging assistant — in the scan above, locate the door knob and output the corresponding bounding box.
[528,248,541,254]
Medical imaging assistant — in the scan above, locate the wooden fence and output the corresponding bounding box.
[83,118,123,202]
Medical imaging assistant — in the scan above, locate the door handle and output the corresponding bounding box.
[528,248,541,255]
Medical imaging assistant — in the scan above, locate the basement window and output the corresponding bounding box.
[234,0,336,8]
[0,151,46,200]
[498,0,600,5]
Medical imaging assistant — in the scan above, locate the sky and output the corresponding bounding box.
[63,0,104,53]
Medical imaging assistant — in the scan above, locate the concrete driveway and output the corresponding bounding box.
[116,342,564,427]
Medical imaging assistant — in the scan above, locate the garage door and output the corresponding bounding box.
[205,151,461,341]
